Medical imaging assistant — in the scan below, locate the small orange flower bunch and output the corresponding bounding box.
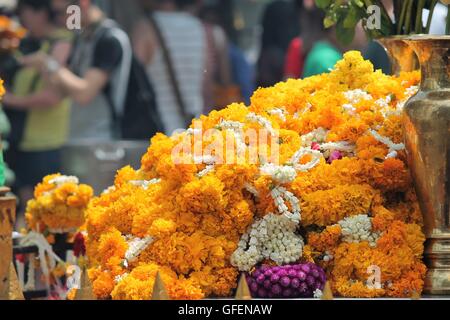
[86,51,426,299]
[0,15,26,54]
[26,174,94,234]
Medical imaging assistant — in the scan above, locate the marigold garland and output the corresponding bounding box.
[86,51,426,299]
[26,174,94,233]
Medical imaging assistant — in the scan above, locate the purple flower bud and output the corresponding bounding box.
[270,273,280,283]
[280,276,291,288]
[311,268,320,278]
[250,282,259,293]
[272,284,282,295]
[301,264,311,274]
[291,278,300,289]
[298,282,308,293]
[277,269,288,278]
[256,274,266,284]
[327,150,343,164]
[252,270,262,279]
[283,288,293,297]
[263,279,271,289]
[288,269,297,278]
[297,271,306,281]
[306,276,315,287]
[258,288,268,298]
[264,269,273,277]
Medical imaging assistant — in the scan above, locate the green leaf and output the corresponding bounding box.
[324,15,337,28]
[315,0,333,9]
[352,0,365,7]
[336,21,356,45]
[343,5,360,28]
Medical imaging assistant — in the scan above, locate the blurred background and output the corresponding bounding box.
[0,0,447,228]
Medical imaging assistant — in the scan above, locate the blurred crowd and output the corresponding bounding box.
[0,0,446,213]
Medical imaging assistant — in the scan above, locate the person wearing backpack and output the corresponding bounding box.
[1,0,72,214]
[132,0,206,135]
[20,0,163,141]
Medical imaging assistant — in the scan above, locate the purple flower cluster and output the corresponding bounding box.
[246,263,326,298]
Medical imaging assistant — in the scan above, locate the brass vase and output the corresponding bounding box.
[377,36,419,75]
[403,35,450,295]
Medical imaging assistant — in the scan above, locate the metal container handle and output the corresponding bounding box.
[94,148,126,161]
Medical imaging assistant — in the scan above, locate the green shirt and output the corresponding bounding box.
[12,38,71,152]
[303,41,343,78]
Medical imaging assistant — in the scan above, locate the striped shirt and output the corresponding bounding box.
[147,12,206,134]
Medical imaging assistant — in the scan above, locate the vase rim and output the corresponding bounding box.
[376,35,412,39]
[403,34,450,41]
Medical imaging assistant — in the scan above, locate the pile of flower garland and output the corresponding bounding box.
[26,174,94,234]
[85,51,426,299]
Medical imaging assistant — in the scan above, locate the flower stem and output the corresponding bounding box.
[404,0,414,34]
[447,5,450,35]
[425,0,439,34]
[397,0,409,34]
[415,0,426,34]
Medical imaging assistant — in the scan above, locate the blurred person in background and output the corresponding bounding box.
[20,0,162,141]
[283,0,305,80]
[256,0,299,88]
[301,3,367,78]
[2,0,71,213]
[199,1,253,109]
[132,0,206,134]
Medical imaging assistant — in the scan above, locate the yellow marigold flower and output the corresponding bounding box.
[25,174,93,232]
[300,184,377,226]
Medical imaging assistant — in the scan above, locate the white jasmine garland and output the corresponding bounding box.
[102,185,116,195]
[289,147,322,172]
[343,89,373,104]
[114,273,129,284]
[323,250,334,262]
[15,259,25,290]
[338,214,380,247]
[197,165,215,177]
[320,141,355,153]
[369,130,405,159]
[342,103,357,115]
[231,213,304,271]
[48,175,79,186]
[24,254,36,291]
[193,155,217,165]
[186,128,202,135]
[267,108,287,121]
[244,183,259,198]
[260,163,297,184]
[405,85,418,97]
[313,289,323,299]
[216,119,244,131]
[225,129,247,155]
[246,112,276,136]
[300,127,328,147]
[270,186,301,223]
[375,95,392,109]
[19,232,64,292]
[129,179,161,190]
[124,236,154,264]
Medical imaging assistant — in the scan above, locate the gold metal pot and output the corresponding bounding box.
[377,36,420,75]
[403,35,450,295]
